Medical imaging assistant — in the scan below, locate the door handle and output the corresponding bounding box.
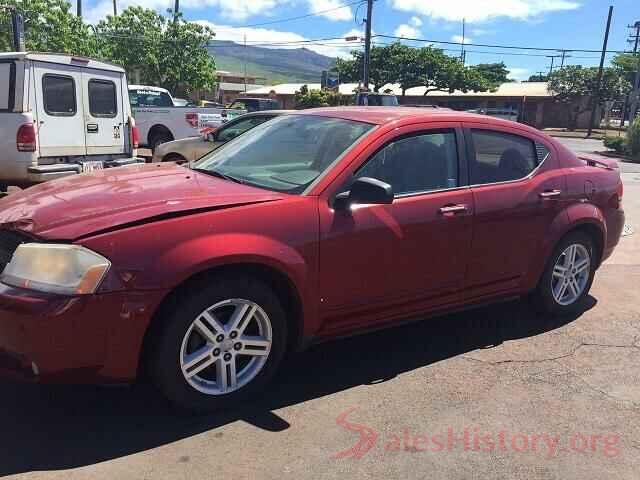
[86,124,99,133]
[439,204,467,215]
[539,189,562,199]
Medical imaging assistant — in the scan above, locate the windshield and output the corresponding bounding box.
[194,115,374,194]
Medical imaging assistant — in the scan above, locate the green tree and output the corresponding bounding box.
[295,85,329,108]
[612,52,639,84]
[527,73,548,82]
[469,62,511,87]
[97,7,216,96]
[1,0,97,55]
[547,66,631,130]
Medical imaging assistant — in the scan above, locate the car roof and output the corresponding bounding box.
[293,106,533,130]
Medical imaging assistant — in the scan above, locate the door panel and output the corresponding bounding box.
[465,124,564,296]
[81,70,126,155]
[317,124,473,331]
[33,62,85,157]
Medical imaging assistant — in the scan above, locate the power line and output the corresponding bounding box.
[374,33,629,54]
[230,0,364,29]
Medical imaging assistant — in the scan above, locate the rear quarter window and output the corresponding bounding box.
[0,62,15,111]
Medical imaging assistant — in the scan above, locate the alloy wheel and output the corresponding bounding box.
[551,243,591,306]
[180,299,272,395]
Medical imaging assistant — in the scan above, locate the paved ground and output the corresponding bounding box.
[2,137,639,479]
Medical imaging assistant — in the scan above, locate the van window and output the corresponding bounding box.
[43,75,76,116]
[129,89,173,107]
[0,62,15,111]
[89,80,117,117]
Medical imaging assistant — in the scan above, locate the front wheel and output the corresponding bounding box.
[148,275,287,413]
[531,232,596,316]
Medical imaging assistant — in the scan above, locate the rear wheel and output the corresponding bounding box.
[531,232,596,315]
[162,153,187,164]
[148,275,287,413]
[150,131,173,153]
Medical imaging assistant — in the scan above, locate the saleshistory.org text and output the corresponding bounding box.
[332,408,621,460]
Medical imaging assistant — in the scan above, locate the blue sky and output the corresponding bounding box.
[84,0,640,81]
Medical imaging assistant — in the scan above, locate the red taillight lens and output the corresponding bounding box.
[17,123,36,152]
[132,125,140,149]
[185,112,199,128]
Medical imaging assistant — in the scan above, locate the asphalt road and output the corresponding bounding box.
[2,137,639,480]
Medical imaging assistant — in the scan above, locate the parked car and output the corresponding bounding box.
[152,110,292,163]
[0,52,141,190]
[223,98,281,121]
[0,108,625,412]
[355,91,399,106]
[128,85,226,150]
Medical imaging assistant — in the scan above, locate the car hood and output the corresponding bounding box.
[0,163,286,240]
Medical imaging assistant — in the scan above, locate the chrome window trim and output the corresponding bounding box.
[393,185,470,199]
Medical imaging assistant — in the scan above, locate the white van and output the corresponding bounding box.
[0,52,140,189]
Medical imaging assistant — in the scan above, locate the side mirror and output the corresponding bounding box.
[333,177,394,210]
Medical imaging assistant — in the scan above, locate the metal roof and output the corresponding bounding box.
[0,52,126,73]
[246,82,552,98]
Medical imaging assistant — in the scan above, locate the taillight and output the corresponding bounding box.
[132,126,140,149]
[17,123,37,152]
[185,112,199,128]
[610,181,623,209]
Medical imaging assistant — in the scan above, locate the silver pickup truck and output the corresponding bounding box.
[129,85,230,151]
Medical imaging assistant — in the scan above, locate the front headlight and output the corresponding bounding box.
[0,244,111,295]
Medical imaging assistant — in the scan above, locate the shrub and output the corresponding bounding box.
[628,116,640,161]
[603,136,626,153]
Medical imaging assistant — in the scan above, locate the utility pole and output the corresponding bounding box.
[243,34,248,93]
[7,6,25,51]
[546,55,561,76]
[559,50,571,68]
[362,0,373,90]
[587,5,613,137]
[629,21,640,122]
[77,0,82,17]
[112,0,117,16]
[173,0,179,22]
[460,18,466,65]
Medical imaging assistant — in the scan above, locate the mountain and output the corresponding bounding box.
[207,40,335,84]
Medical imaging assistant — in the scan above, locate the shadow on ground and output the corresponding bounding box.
[0,297,595,476]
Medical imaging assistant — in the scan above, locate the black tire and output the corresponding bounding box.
[162,153,187,164]
[150,132,173,153]
[147,274,287,413]
[531,232,596,316]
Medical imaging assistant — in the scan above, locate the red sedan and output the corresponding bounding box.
[0,108,625,412]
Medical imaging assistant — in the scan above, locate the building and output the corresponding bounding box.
[246,82,599,129]
[192,70,266,105]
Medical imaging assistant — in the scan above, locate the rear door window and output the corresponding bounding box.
[88,80,117,117]
[43,75,76,116]
[469,129,539,184]
[0,62,15,111]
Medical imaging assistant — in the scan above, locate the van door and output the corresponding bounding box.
[81,70,126,155]
[33,62,86,157]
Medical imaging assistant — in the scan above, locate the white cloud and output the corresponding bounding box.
[506,67,530,80]
[409,16,423,27]
[451,34,472,44]
[471,28,493,36]
[87,0,294,23]
[394,24,421,39]
[389,0,580,23]
[198,21,360,58]
[307,0,353,21]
